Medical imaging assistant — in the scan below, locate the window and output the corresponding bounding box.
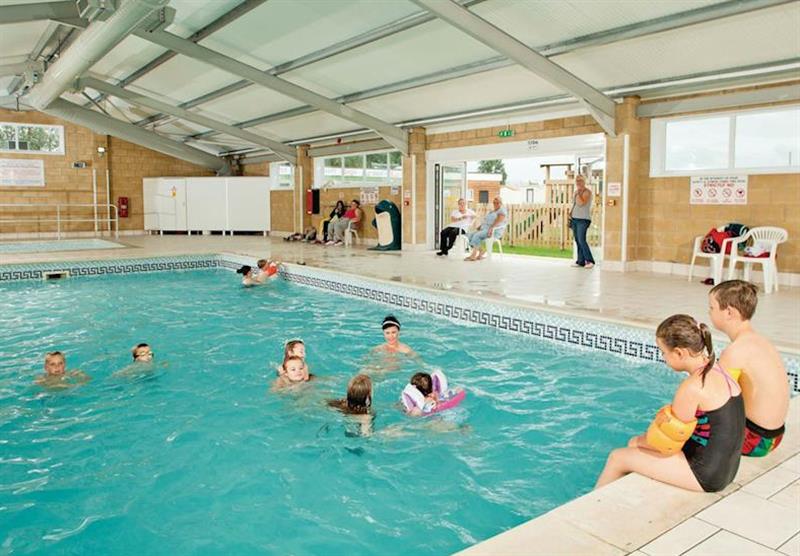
[650,106,800,176]
[478,190,489,203]
[526,188,535,203]
[0,122,64,155]
[270,162,294,188]
[314,150,403,188]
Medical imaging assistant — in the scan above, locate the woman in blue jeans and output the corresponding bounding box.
[570,175,595,269]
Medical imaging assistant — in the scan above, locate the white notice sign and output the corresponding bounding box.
[360,186,379,205]
[0,158,45,187]
[607,182,621,197]
[690,175,747,205]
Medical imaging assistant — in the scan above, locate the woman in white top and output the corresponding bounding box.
[436,198,475,256]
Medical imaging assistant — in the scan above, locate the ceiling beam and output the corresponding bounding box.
[133,0,486,128]
[178,0,791,142]
[410,0,616,135]
[80,76,297,163]
[637,82,800,117]
[134,29,409,153]
[25,0,169,110]
[83,0,267,108]
[44,98,227,171]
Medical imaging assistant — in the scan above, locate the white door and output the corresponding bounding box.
[226,177,270,232]
[186,178,227,231]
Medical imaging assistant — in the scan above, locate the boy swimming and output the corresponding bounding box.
[35,351,91,388]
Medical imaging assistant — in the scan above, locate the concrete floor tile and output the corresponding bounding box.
[779,455,800,475]
[697,491,800,548]
[778,533,800,556]
[639,518,719,556]
[769,480,800,510]
[683,531,781,556]
[743,467,800,499]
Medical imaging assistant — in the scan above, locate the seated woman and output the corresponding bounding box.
[327,199,362,246]
[319,200,346,243]
[465,197,507,261]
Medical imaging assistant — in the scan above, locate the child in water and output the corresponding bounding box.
[35,351,91,388]
[254,259,281,284]
[277,339,310,377]
[595,314,745,492]
[132,343,153,363]
[327,374,373,436]
[404,372,439,416]
[272,355,314,390]
[373,315,414,355]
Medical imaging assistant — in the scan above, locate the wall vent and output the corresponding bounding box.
[43,270,70,280]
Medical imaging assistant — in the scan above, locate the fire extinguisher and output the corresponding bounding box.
[118,196,129,218]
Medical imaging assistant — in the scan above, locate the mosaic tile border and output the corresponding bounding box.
[276,262,800,395]
[1,252,797,393]
[0,254,221,282]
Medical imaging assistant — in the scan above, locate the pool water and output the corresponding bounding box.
[0,239,124,254]
[0,269,678,555]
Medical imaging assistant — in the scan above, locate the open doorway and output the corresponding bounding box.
[427,134,606,260]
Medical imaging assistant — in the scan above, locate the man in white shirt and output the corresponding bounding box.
[437,198,476,256]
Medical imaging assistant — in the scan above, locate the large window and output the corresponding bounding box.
[317,150,403,187]
[650,106,800,176]
[270,162,294,189]
[0,122,64,155]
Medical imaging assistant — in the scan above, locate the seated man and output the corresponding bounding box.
[437,197,475,256]
[328,199,362,246]
[465,197,506,261]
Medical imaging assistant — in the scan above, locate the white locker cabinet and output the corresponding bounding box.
[143,178,187,231]
[143,177,270,233]
[186,177,227,232]
[226,177,270,232]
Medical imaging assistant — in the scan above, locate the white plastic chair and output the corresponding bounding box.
[344,219,360,247]
[448,229,470,259]
[484,222,508,260]
[726,226,788,294]
[688,233,736,285]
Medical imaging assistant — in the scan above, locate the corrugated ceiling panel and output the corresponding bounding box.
[200,0,421,70]
[552,3,800,89]
[126,56,247,105]
[282,19,498,98]
[0,21,49,63]
[88,0,240,83]
[248,111,361,143]
[472,0,725,50]
[350,65,563,123]
[193,86,306,124]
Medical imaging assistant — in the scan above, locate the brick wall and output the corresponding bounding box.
[0,108,214,234]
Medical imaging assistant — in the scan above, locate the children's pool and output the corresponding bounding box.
[0,269,677,554]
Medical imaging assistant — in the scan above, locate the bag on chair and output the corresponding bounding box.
[701,227,734,254]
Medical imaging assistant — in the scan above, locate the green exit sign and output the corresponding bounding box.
[498,129,514,138]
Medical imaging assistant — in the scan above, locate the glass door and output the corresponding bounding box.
[434,162,466,248]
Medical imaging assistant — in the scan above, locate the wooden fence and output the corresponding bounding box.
[472,203,601,249]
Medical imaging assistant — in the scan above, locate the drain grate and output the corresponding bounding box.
[42,270,70,280]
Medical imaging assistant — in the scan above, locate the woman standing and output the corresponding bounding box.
[570,175,595,269]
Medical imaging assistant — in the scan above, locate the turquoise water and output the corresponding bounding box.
[0,239,124,254]
[0,269,678,555]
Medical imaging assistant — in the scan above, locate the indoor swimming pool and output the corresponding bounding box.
[0,267,679,554]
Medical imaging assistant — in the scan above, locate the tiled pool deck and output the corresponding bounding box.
[1,234,798,555]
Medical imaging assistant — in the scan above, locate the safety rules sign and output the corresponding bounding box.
[690,175,747,205]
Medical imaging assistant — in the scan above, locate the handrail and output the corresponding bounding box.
[0,203,119,239]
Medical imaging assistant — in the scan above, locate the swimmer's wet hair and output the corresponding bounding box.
[710,280,759,320]
[236,265,252,275]
[132,343,150,360]
[382,315,401,330]
[410,372,433,396]
[328,374,372,415]
[256,259,267,268]
[45,351,64,361]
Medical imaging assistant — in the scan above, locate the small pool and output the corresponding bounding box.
[0,239,124,254]
[0,269,677,554]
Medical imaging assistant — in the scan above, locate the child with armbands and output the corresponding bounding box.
[595,314,745,492]
[401,370,465,416]
[254,258,281,284]
[276,339,310,377]
[709,280,789,457]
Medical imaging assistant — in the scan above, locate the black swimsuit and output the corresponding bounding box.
[682,365,746,492]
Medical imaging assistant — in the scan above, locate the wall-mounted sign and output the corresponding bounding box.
[497,129,514,138]
[360,186,379,205]
[607,182,621,197]
[690,175,747,205]
[527,139,539,151]
[0,158,45,186]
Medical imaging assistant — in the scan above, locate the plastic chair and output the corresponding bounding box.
[448,229,470,259]
[344,219,361,247]
[484,223,508,260]
[726,227,788,294]
[688,233,736,285]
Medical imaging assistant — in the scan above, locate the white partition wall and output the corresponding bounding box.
[143,177,270,233]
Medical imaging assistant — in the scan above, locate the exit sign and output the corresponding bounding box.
[497,129,514,138]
